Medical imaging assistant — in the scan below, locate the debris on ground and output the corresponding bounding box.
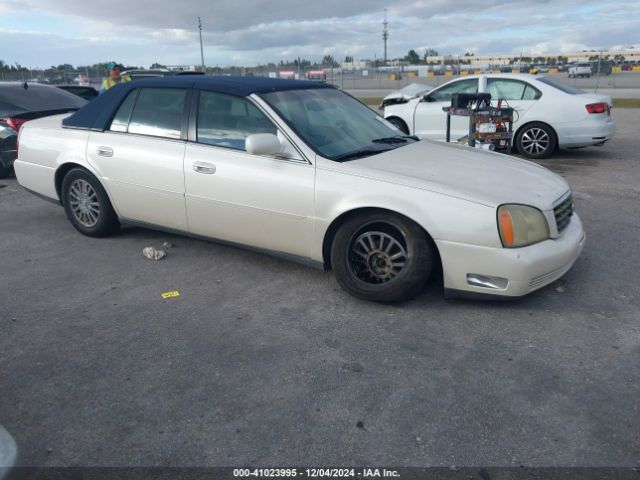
[142,246,167,261]
[161,291,180,299]
[162,242,174,249]
[553,280,566,293]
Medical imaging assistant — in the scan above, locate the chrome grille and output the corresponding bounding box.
[554,194,574,233]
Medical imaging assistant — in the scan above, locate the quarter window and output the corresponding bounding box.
[125,88,186,139]
[197,91,277,150]
[109,90,138,132]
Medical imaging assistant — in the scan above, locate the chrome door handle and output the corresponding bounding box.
[193,162,216,174]
[97,146,113,157]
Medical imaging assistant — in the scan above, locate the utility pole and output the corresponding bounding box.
[595,51,602,93]
[382,9,389,66]
[198,17,205,72]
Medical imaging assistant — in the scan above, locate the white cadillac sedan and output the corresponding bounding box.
[14,76,584,302]
[383,74,615,159]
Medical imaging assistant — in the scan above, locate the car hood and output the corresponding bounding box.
[348,140,570,209]
[381,83,433,107]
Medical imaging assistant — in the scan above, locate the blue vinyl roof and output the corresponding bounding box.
[63,75,333,130]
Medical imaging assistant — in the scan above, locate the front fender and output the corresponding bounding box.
[313,164,501,262]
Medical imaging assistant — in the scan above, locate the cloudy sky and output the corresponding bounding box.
[1,0,638,68]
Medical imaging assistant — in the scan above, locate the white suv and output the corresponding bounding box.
[568,63,592,78]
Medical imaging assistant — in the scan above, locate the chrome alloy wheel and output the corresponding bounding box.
[521,127,550,155]
[348,229,408,284]
[68,178,100,228]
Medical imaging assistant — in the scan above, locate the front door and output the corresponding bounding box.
[413,78,479,141]
[184,91,315,258]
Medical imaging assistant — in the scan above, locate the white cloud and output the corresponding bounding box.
[2,0,638,67]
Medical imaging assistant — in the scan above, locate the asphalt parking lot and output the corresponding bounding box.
[1,109,639,468]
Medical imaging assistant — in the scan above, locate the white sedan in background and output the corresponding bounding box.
[15,76,584,302]
[383,74,615,159]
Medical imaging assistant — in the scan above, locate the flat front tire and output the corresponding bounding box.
[61,168,119,237]
[331,211,433,302]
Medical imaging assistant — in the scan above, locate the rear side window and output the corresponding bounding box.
[109,88,186,139]
[128,88,186,139]
[487,79,541,101]
[197,91,276,150]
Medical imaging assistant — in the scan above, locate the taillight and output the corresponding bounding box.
[585,103,609,114]
[2,117,28,131]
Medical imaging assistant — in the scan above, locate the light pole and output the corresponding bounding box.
[198,17,205,72]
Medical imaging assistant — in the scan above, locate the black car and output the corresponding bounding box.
[0,82,86,177]
[56,85,99,101]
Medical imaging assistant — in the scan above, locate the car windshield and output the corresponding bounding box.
[538,76,585,95]
[260,88,416,161]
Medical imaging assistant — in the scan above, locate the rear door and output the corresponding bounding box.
[86,87,189,230]
[486,78,540,129]
[413,78,478,141]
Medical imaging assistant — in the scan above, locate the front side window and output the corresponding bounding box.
[197,91,277,150]
[261,88,417,161]
[428,79,478,102]
[123,88,186,139]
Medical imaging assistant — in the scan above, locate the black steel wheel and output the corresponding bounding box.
[331,211,433,302]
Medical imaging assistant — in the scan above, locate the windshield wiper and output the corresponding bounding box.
[371,135,419,144]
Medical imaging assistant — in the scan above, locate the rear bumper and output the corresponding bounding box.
[557,116,615,148]
[437,214,585,298]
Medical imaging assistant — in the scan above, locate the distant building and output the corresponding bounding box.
[424,48,640,66]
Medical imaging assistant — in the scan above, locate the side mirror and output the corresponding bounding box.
[246,133,283,156]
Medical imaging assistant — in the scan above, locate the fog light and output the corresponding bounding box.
[467,274,509,290]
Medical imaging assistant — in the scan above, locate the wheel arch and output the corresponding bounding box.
[385,116,410,135]
[54,162,113,207]
[514,120,559,153]
[321,206,441,271]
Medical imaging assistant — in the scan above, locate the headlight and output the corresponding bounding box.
[498,204,549,248]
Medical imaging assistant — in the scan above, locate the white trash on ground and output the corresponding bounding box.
[142,246,167,261]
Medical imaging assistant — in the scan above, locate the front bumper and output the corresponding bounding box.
[437,214,585,298]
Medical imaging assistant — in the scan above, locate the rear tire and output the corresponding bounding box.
[61,168,119,237]
[387,117,410,135]
[330,211,433,302]
[516,122,557,159]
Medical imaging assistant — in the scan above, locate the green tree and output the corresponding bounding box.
[405,49,420,64]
